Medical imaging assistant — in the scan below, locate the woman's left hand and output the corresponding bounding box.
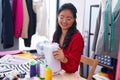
[53,48,67,63]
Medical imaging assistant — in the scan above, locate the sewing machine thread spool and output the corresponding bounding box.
[30,61,36,78]
[40,62,46,79]
[36,60,41,76]
[45,67,52,80]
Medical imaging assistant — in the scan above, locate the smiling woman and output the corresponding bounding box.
[57,9,75,31]
[53,3,84,73]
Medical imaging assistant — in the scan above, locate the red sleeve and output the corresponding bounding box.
[61,33,84,73]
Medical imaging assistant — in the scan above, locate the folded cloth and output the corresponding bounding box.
[93,74,110,80]
[0,50,22,56]
[15,51,34,59]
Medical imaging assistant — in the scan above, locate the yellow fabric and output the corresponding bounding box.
[15,51,34,59]
[98,71,108,77]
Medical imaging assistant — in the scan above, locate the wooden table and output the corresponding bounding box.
[18,70,86,80]
[52,70,86,80]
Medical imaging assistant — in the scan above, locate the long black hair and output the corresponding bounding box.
[53,3,78,49]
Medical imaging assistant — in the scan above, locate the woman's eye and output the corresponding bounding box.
[60,17,64,19]
[66,18,73,21]
[67,18,71,21]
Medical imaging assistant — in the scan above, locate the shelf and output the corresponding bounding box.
[98,63,113,69]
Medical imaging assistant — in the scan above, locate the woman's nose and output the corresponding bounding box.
[62,19,67,23]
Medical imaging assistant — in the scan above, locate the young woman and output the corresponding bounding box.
[53,3,84,73]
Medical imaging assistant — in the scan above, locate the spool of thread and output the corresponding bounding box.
[40,62,46,78]
[36,60,41,76]
[30,61,36,78]
[45,67,52,80]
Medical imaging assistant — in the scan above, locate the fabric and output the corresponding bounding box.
[104,0,110,51]
[12,0,23,38]
[0,55,30,78]
[0,0,2,41]
[92,0,111,53]
[116,44,120,80]
[60,32,84,73]
[0,63,29,78]
[21,0,29,39]
[1,0,14,49]
[33,0,48,38]
[15,51,34,59]
[0,50,22,56]
[36,41,61,75]
[24,0,36,47]
[92,0,120,59]
[110,0,120,51]
[93,74,110,80]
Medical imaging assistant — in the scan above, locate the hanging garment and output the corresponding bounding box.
[104,0,111,51]
[116,44,120,80]
[1,0,14,49]
[0,0,2,41]
[92,0,111,55]
[21,0,29,39]
[32,0,48,38]
[23,0,36,47]
[12,0,23,38]
[92,0,120,59]
[109,0,120,51]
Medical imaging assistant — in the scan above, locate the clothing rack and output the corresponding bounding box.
[88,4,117,80]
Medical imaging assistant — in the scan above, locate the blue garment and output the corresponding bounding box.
[1,0,14,49]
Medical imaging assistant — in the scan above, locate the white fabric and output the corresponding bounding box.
[36,41,61,75]
[0,55,30,78]
[112,0,118,11]
[93,74,110,80]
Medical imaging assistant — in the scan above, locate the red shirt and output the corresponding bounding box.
[61,31,84,73]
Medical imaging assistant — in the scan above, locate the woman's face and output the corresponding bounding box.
[58,9,75,31]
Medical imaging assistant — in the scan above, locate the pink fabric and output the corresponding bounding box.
[12,0,23,38]
[116,44,120,80]
[0,50,22,56]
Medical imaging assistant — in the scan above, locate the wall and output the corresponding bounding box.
[83,0,101,57]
